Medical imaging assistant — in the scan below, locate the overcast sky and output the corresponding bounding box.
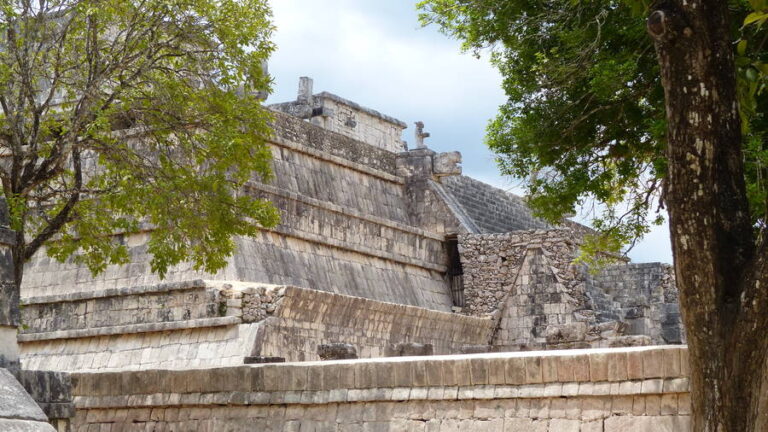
[266,0,672,264]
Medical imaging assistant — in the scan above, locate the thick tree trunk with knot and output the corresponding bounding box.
[648,1,768,430]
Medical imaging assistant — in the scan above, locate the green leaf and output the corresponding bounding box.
[749,0,767,11]
[0,0,279,280]
[744,11,768,26]
[738,39,748,56]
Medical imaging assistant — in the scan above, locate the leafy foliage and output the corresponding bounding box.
[0,0,279,278]
[418,0,768,258]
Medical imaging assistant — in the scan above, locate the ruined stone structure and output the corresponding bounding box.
[460,231,684,351]
[9,77,688,429]
[71,345,692,431]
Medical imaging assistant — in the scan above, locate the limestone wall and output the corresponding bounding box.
[459,230,581,317]
[19,282,494,371]
[20,281,226,334]
[586,263,685,344]
[69,346,692,431]
[459,230,683,350]
[21,111,454,311]
[271,111,400,175]
[309,92,408,153]
[252,286,494,361]
[21,319,258,373]
[442,176,552,234]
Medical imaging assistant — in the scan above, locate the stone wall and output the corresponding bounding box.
[21,111,454,311]
[270,77,408,154]
[19,282,494,371]
[69,345,692,431]
[459,230,683,350]
[586,264,685,345]
[21,321,257,373]
[14,369,74,431]
[0,368,58,432]
[309,93,408,153]
[459,230,580,317]
[442,176,552,234]
[250,285,494,361]
[20,281,226,334]
[271,110,400,174]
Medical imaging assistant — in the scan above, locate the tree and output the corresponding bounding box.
[419,0,768,429]
[0,0,280,296]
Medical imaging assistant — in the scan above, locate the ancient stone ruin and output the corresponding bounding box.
[9,77,691,430]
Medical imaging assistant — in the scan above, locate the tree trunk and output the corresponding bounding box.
[648,1,768,430]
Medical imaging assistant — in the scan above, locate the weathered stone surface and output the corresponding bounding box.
[443,175,552,234]
[68,347,693,431]
[20,283,494,371]
[459,229,684,350]
[433,152,462,177]
[460,345,493,354]
[317,344,358,360]
[15,370,74,421]
[243,357,285,364]
[17,82,681,369]
[0,369,49,422]
[22,110,452,311]
[385,343,434,357]
[0,418,56,432]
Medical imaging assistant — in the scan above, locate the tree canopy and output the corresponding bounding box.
[420,1,768,429]
[0,0,279,281]
[418,0,768,260]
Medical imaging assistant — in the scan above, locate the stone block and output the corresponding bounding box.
[589,353,608,382]
[604,415,690,432]
[375,363,395,388]
[660,394,678,415]
[392,362,414,388]
[611,396,633,415]
[425,361,443,387]
[549,419,580,432]
[524,357,543,384]
[469,358,489,386]
[606,352,628,382]
[581,420,605,432]
[581,396,607,421]
[440,361,458,387]
[645,395,661,415]
[662,348,681,378]
[413,361,430,387]
[355,363,377,388]
[0,418,57,431]
[262,365,284,392]
[387,343,434,357]
[556,356,576,382]
[573,355,591,382]
[642,349,663,379]
[680,349,690,377]
[662,378,688,394]
[502,418,548,432]
[318,344,358,361]
[678,393,691,415]
[640,379,663,395]
[453,360,471,387]
[626,351,644,380]
[541,356,559,383]
[487,358,506,385]
[0,368,51,423]
[505,357,527,385]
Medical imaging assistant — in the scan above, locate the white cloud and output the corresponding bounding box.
[267,1,504,118]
